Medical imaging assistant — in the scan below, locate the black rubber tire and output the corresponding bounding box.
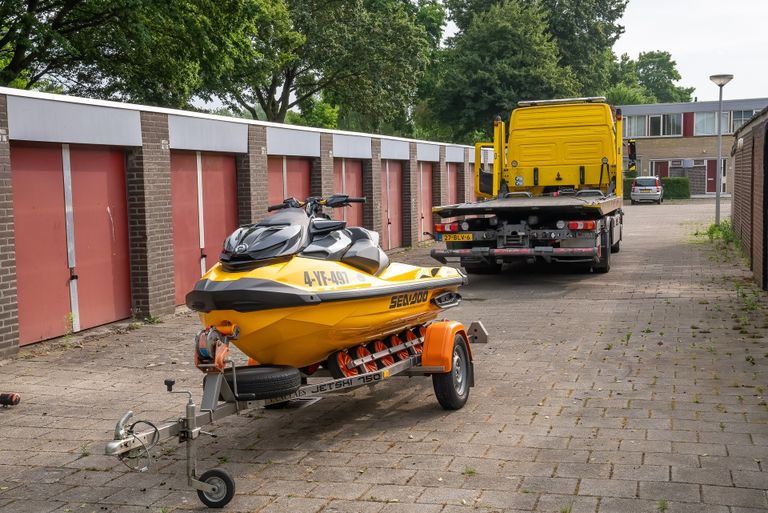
[630,199,636,205]
[432,334,471,410]
[197,468,235,508]
[222,365,301,399]
[462,262,502,275]
[593,229,611,274]
[611,240,621,254]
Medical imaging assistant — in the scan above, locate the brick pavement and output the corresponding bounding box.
[0,199,767,512]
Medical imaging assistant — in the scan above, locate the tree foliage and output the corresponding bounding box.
[430,1,578,142]
[636,50,694,103]
[217,0,431,123]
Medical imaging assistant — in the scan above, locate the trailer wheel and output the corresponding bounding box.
[432,334,471,410]
[197,468,235,508]
[593,229,611,274]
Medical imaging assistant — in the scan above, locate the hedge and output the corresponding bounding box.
[660,177,690,199]
[621,176,690,200]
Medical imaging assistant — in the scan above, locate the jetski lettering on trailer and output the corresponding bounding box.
[389,290,429,309]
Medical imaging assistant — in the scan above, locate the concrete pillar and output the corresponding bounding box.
[235,125,268,225]
[363,138,382,234]
[125,112,175,318]
[402,143,419,246]
[0,95,19,357]
[311,133,334,198]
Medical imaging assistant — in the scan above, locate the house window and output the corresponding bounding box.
[732,110,755,131]
[648,114,681,136]
[624,115,646,137]
[694,111,730,135]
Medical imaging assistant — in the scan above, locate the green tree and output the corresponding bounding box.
[431,0,578,142]
[539,0,628,95]
[218,0,431,124]
[636,50,694,103]
[0,0,285,108]
[604,83,655,105]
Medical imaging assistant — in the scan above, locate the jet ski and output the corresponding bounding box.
[186,195,466,371]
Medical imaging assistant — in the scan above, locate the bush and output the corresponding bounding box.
[660,177,690,199]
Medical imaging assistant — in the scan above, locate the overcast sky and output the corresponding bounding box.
[613,0,768,101]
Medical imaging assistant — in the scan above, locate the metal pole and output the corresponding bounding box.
[715,84,723,225]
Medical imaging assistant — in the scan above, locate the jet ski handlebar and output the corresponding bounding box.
[267,195,367,214]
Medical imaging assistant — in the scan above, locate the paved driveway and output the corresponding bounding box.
[1,199,766,513]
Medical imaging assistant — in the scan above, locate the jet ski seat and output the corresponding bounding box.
[341,227,389,276]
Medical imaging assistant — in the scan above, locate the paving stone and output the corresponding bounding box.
[258,496,328,513]
[671,466,732,486]
[701,485,768,508]
[477,490,538,510]
[578,478,637,498]
[731,469,768,489]
[535,494,599,513]
[611,464,669,481]
[638,481,701,503]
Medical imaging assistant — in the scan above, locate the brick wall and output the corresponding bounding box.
[311,134,334,198]
[751,123,766,287]
[401,143,419,246]
[363,138,382,234]
[126,112,175,318]
[0,95,18,357]
[432,148,448,227]
[733,132,754,261]
[235,125,268,225]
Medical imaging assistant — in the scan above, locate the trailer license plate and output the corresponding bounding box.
[442,234,473,241]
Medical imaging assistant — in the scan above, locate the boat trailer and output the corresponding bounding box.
[105,319,485,508]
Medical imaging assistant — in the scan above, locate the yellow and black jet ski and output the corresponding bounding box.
[186,195,466,369]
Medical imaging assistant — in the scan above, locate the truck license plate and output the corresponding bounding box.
[442,234,473,241]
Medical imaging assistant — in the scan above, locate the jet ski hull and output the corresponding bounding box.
[187,257,465,368]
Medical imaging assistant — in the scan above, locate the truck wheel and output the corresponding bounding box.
[610,240,621,254]
[432,334,471,410]
[463,262,501,275]
[593,230,611,274]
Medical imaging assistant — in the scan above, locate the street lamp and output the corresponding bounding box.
[710,73,733,225]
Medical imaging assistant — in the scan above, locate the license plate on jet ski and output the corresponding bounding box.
[442,234,473,241]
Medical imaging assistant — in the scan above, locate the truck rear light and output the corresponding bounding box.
[435,222,459,233]
[568,220,596,231]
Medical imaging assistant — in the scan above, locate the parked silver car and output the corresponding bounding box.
[630,176,663,204]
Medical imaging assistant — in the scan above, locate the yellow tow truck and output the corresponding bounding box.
[431,97,630,274]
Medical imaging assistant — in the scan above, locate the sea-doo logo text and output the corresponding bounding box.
[388,291,428,309]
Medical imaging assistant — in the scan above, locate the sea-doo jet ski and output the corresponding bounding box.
[186,195,466,370]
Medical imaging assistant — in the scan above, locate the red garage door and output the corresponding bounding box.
[333,158,364,227]
[11,144,70,345]
[381,160,403,250]
[70,146,131,330]
[447,163,459,204]
[267,156,311,209]
[419,162,432,241]
[202,154,237,266]
[171,151,238,305]
[11,143,131,345]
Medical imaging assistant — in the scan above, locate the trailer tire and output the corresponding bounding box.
[223,366,301,400]
[432,334,471,410]
[593,230,611,274]
[197,468,235,508]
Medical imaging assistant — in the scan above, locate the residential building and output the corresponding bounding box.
[619,98,768,194]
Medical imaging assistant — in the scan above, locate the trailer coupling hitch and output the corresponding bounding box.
[108,410,160,473]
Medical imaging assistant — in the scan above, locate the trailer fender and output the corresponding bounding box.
[422,321,472,372]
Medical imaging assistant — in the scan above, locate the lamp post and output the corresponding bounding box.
[710,74,733,225]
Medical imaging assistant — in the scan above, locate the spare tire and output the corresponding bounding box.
[222,365,301,399]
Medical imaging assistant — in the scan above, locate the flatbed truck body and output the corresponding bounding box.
[431,98,626,273]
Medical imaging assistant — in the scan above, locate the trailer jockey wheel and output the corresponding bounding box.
[196,468,235,508]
